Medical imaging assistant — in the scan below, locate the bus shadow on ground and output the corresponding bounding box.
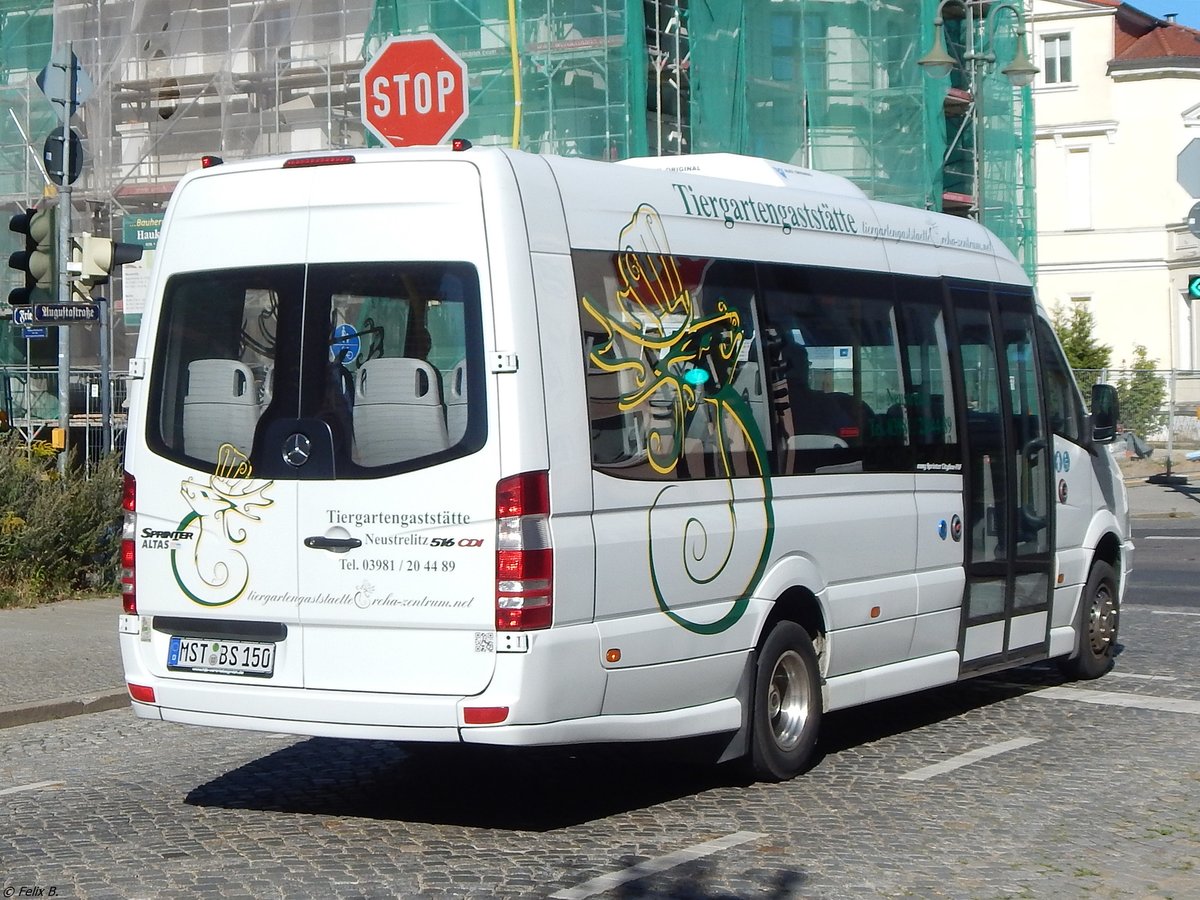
[813,652,1122,763]
[185,736,746,831]
[185,658,1103,831]
[602,857,807,900]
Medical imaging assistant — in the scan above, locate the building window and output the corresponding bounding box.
[771,13,797,82]
[1065,148,1091,230]
[1042,34,1072,84]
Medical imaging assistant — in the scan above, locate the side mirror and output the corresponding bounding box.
[1091,383,1118,444]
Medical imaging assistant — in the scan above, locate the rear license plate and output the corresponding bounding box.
[167,636,275,677]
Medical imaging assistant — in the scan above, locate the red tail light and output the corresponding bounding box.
[495,471,552,631]
[128,683,156,704]
[121,472,136,614]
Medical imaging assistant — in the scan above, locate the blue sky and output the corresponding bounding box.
[1127,0,1200,28]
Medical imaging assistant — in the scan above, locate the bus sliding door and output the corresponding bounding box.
[950,283,1053,673]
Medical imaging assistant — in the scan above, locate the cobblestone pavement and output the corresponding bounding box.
[2,600,1197,899]
[0,487,1196,898]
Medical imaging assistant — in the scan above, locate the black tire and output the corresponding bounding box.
[746,621,822,781]
[1060,560,1119,680]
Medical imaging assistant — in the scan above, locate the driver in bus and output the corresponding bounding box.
[782,340,854,439]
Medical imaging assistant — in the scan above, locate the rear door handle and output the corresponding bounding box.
[303,536,362,552]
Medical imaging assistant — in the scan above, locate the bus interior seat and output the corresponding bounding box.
[585,337,648,463]
[732,360,771,435]
[788,433,849,450]
[354,357,449,466]
[182,358,261,461]
[444,358,468,445]
[878,403,908,444]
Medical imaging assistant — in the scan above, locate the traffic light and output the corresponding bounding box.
[8,207,55,306]
[1188,274,1200,299]
[70,232,143,298]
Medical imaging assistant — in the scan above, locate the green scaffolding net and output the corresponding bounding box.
[365,0,648,159]
[361,0,1035,277]
[0,0,1038,373]
[0,0,55,367]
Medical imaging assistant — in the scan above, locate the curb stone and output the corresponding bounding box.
[0,689,128,729]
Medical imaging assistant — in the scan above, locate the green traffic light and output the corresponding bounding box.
[1190,275,1200,299]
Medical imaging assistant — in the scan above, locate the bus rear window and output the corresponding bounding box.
[148,262,485,477]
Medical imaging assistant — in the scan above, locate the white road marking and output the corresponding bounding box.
[549,831,765,899]
[1150,610,1200,618]
[0,780,65,796]
[1106,672,1177,682]
[899,737,1042,782]
[1031,686,1200,716]
[1141,535,1200,540]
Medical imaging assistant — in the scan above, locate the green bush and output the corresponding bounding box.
[1051,303,1111,398]
[1116,345,1167,439]
[0,437,123,608]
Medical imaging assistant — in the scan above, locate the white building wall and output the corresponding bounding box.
[1032,0,1200,371]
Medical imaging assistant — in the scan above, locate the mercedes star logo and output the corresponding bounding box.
[283,432,311,467]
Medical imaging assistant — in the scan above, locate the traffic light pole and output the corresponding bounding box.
[50,41,76,473]
[56,161,71,473]
[99,273,111,456]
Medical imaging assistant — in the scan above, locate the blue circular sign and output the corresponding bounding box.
[330,324,361,363]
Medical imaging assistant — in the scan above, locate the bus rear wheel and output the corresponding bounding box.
[747,621,822,781]
[1060,560,1119,680]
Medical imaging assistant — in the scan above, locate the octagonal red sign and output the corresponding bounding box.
[360,34,469,147]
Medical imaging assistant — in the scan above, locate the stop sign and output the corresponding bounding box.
[360,35,469,147]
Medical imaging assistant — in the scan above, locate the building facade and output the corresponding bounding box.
[1,0,1036,378]
[1032,0,1200,370]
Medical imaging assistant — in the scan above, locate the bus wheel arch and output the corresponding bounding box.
[761,586,828,669]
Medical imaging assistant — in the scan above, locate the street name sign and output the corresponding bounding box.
[34,302,99,324]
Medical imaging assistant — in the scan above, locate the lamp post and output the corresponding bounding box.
[918,0,1038,226]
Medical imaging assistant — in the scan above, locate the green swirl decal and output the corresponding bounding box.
[583,204,774,634]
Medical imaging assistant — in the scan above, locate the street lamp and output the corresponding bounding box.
[918,0,1038,223]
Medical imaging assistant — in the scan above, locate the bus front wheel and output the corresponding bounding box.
[1060,560,1119,680]
[747,621,822,781]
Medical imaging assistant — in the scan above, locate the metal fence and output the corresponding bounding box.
[1074,369,1200,476]
[0,366,128,471]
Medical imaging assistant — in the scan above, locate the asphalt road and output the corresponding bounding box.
[1129,515,1200,608]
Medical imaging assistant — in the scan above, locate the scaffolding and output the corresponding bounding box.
[1,0,1037,381]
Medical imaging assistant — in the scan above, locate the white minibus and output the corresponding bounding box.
[119,146,1131,780]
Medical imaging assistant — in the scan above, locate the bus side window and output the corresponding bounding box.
[896,287,958,450]
[1036,318,1083,443]
[576,251,770,482]
[759,264,908,474]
